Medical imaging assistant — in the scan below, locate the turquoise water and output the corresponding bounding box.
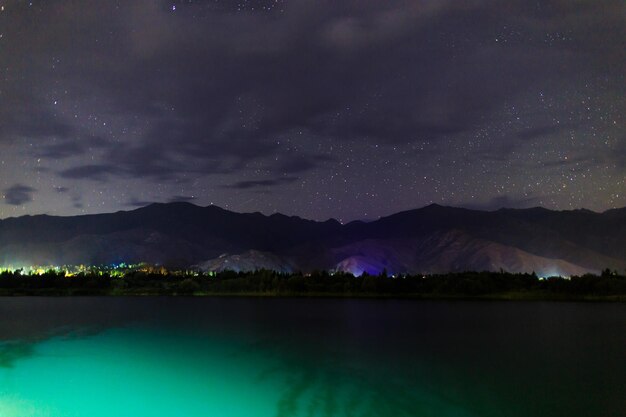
[0,298,624,416]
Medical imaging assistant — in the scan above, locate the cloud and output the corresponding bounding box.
[1,0,624,204]
[124,198,157,208]
[35,141,85,159]
[123,195,196,208]
[35,136,111,160]
[168,195,197,203]
[3,184,37,206]
[540,155,594,169]
[277,154,334,174]
[33,1,532,183]
[612,138,626,170]
[224,176,299,190]
[0,91,75,143]
[71,193,84,208]
[516,124,572,141]
[58,164,118,181]
[459,195,542,211]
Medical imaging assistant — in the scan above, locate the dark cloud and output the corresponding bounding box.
[460,195,542,211]
[35,136,111,160]
[614,138,626,170]
[103,118,284,181]
[35,1,553,180]
[7,1,624,171]
[58,165,118,181]
[124,198,157,208]
[541,156,594,169]
[224,177,299,190]
[1,112,74,142]
[54,186,70,193]
[67,192,84,209]
[168,195,197,203]
[124,195,196,207]
[0,87,75,143]
[3,184,37,206]
[36,141,85,160]
[278,154,334,175]
[516,125,572,141]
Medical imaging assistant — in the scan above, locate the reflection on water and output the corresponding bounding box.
[0,324,110,369]
[0,298,624,417]
[0,341,35,369]
[247,337,470,417]
[0,326,101,368]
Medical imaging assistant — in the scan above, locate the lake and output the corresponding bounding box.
[0,297,624,417]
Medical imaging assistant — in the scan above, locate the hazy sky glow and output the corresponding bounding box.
[0,0,624,221]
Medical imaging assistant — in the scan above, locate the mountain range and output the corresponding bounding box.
[1,202,625,277]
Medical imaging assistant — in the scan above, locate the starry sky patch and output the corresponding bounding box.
[0,0,624,222]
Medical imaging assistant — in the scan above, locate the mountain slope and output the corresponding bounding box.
[330,231,592,277]
[1,203,624,275]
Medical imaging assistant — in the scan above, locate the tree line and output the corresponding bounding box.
[0,268,625,299]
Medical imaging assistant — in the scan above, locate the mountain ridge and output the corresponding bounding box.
[1,203,625,276]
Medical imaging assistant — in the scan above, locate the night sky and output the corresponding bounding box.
[0,1,624,222]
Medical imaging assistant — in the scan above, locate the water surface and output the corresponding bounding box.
[0,298,624,416]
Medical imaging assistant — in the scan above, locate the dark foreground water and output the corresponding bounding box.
[0,298,624,417]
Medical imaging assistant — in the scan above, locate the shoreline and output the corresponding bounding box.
[1,289,624,302]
